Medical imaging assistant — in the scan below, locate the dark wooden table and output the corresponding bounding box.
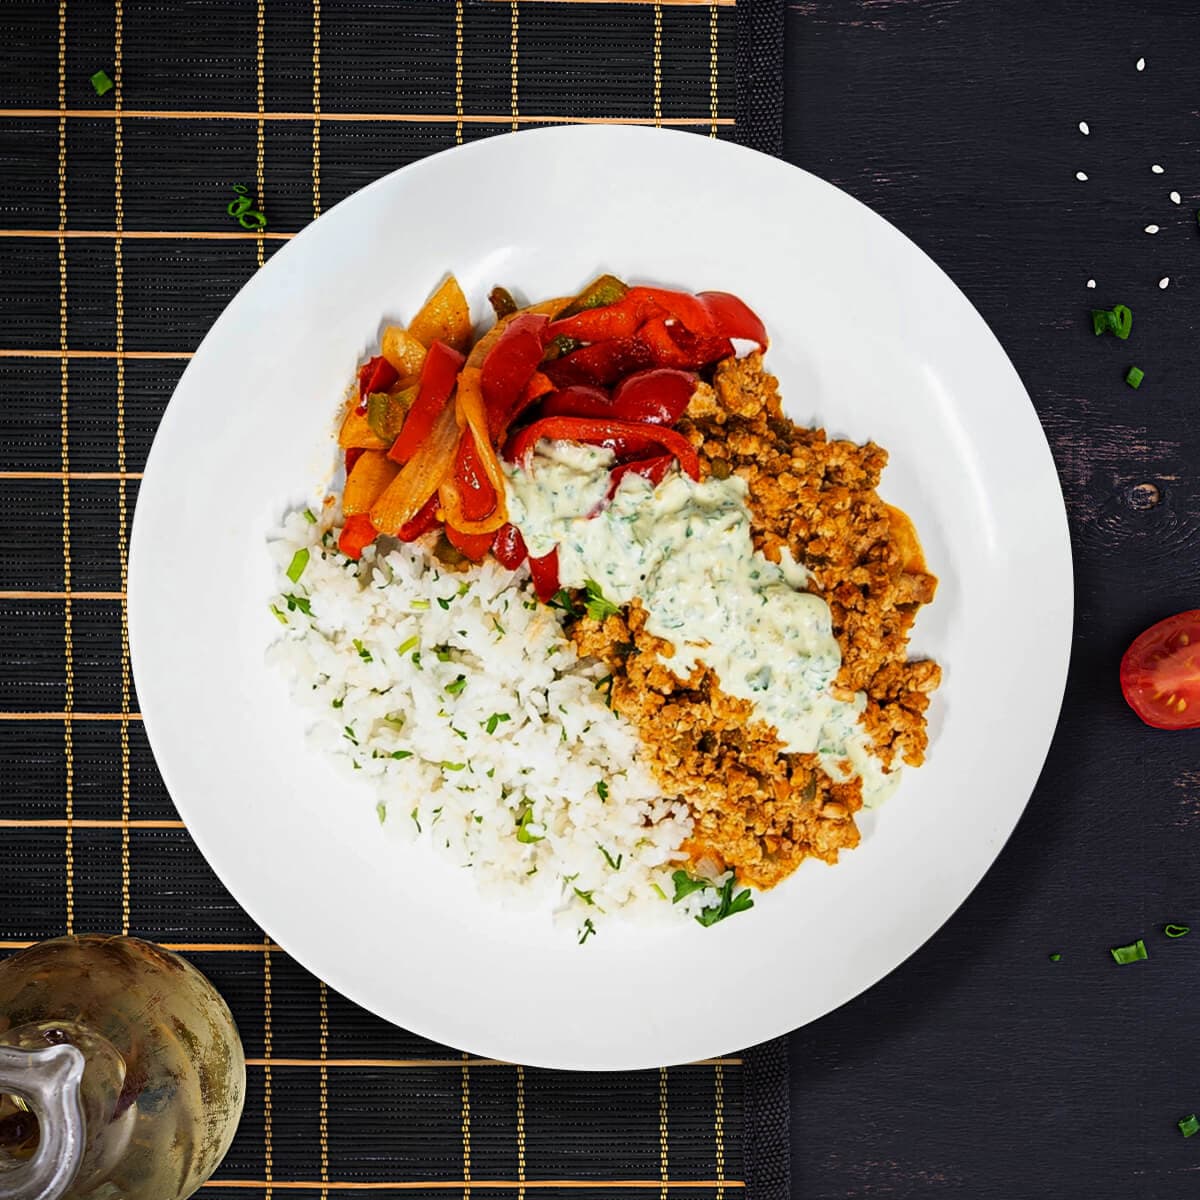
[782,3,1200,1197]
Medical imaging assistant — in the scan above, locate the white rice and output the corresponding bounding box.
[267,506,707,939]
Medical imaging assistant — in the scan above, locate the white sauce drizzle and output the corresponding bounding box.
[505,441,901,806]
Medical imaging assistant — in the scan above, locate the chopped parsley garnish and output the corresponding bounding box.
[435,647,453,662]
[390,750,413,760]
[696,876,755,927]
[331,697,344,709]
[484,712,511,734]
[90,69,114,96]
[269,603,287,625]
[411,599,430,610]
[1180,1114,1200,1138]
[672,870,710,903]
[578,918,596,945]
[410,807,421,832]
[515,808,543,843]
[445,675,467,695]
[671,869,754,927]
[376,802,387,824]
[1126,365,1145,389]
[599,845,622,871]
[410,652,422,668]
[457,581,471,597]
[1048,952,1062,962]
[342,725,358,746]
[286,548,309,583]
[1091,303,1132,340]
[451,726,468,740]
[1110,938,1148,965]
[441,761,466,771]
[493,618,506,636]
[584,579,620,622]
[283,593,313,616]
[596,780,609,801]
[549,588,581,617]
[594,674,614,707]
[651,882,668,901]
[574,887,596,906]
[302,509,317,524]
[437,596,452,611]
[1165,924,1191,938]
[397,635,419,656]
[353,638,373,663]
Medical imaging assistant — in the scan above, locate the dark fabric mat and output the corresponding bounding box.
[0,2,789,1197]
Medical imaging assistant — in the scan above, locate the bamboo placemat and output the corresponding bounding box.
[0,3,789,1198]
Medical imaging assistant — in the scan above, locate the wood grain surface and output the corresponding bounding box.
[783,3,1200,1198]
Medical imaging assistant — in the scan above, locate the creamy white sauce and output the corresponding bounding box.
[505,441,899,806]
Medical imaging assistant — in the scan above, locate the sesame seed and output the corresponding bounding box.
[1170,191,1181,204]
[1086,279,1096,289]
[1152,164,1165,174]
[1145,224,1160,234]
[1136,57,1146,71]
[1159,277,1170,289]
[1076,171,1088,181]
[1078,121,1090,135]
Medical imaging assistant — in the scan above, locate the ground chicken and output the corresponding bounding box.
[565,353,941,890]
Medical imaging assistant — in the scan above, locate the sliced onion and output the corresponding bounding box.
[369,396,460,534]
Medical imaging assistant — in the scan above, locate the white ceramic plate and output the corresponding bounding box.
[129,125,1071,1070]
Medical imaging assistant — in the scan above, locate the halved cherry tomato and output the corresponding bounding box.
[1119,610,1200,729]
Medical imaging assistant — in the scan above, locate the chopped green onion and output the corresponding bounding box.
[1110,938,1148,965]
[574,887,596,906]
[286,548,309,582]
[410,599,430,611]
[435,647,453,662]
[376,802,387,824]
[650,882,668,901]
[331,697,344,709]
[90,69,114,96]
[1165,924,1191,938]
[1180,1114,1200,1138]
[1091,304,1133,339]
[1049,952,1062,962]
[437,596,452,610]
[352,638,373,663]
[1125,365,1145,389]
[410,807,421,832]
[493,618,506,636]
[302,509,317,524]
[342,725,358,746]
[515,808,543,843]
[584,579,620,622]
[390,750,412,760]
[268,603,287,625]
[599,846,622,871]
[410,652,422,668]
[396,635,419,656]
[578,918,596,945]
[451,726,468,741]
[484,712,511,734]
[457,581,471,597]
[441,761,466,772]
[444,675,467,696]
[596,780,609,801]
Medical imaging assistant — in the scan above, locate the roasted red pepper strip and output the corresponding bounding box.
[481,313,551,438]
[338,512,378,559]
[506,416,700,480]
[527,548,560,603]
[396,493,440,542]
[544,322,731,387]
[357,355,400,409]
[610,368,696,425]
[453,433,497,521]
[546,286,766,349]
[344,447,366,475]
[492,523,528,570]
[445,524,495,562]
[536,384,614,421]
[388,341,465,463]
[608,453,675,497]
